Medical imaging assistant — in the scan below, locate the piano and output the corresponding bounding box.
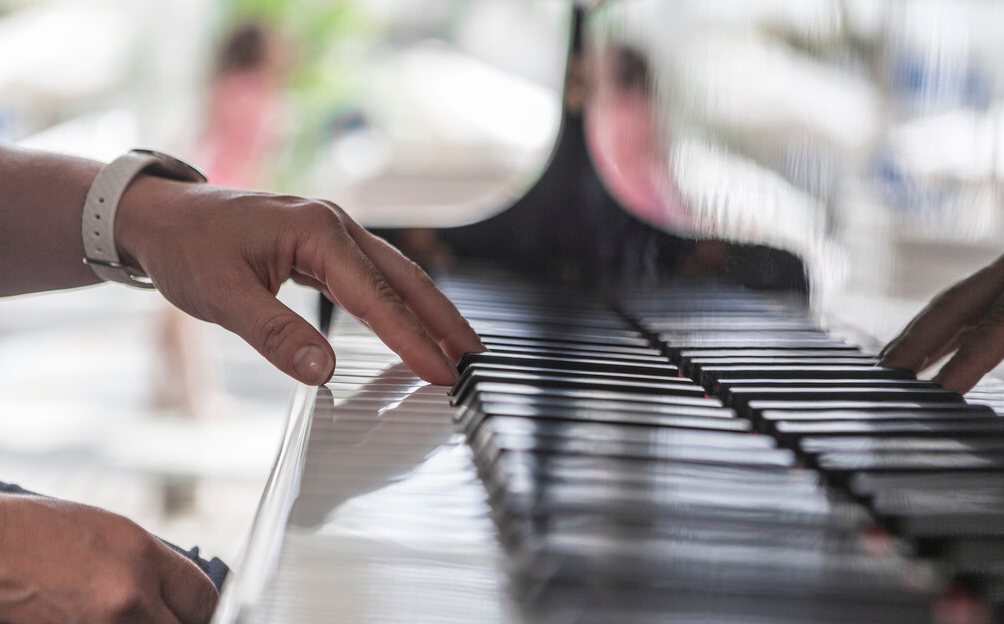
[214,3,1004,623]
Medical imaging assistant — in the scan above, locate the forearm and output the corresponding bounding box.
[0,145,103,296]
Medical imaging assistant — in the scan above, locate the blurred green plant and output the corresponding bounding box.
[216,0,377,190]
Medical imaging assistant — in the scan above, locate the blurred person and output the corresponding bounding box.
[585,45,687,230]
[154,20,293,416]
[0,143,483,623]
[197,20,292,189]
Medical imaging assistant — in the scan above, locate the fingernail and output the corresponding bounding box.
[293,345,334,385]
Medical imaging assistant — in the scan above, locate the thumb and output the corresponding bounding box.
[216,281,335,386]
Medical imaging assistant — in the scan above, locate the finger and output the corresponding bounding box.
[338,216,485,361]
[880,295,979,372]
[302,223,459,385]
[290,272,330,297]
[880,262,1004,372]
[211,273,336,385]
[150,600,184,624]
[157,545,218,624]
[922,325,972,368]
[933,291,1004,394]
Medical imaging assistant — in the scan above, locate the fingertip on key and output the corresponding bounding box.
[293,344,335,386]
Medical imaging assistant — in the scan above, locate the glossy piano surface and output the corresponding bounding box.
[214,317,515,624]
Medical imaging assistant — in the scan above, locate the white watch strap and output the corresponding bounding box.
[82,149,205,288]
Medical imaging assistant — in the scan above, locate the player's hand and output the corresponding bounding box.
[115,177,484,386]
[0,495,217,623]
[880,254,1004,394]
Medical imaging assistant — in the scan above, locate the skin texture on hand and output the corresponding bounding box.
[880,254,1004,394]
[115,176,484,386]
[0,145,484,387]
[0,495,218,624]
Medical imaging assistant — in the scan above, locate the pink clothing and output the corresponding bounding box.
[198,72,282,188]
[585,91,689,230]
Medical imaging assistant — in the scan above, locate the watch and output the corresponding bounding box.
[81,149,207,288]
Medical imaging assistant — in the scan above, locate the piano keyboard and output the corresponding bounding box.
[215,269,1004,624]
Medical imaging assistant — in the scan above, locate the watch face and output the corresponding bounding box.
[131,149,207,184]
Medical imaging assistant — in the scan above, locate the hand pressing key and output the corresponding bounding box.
[880,254,1004,394]
[1,145,485,386]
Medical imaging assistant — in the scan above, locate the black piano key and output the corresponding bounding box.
[535,513,889,556]
[483,449,823,494]
[727,387,965,416]
[699,364,911,387]
[465,390,736,420]
[662,338,855,360]
[468,414,774,452]
[482,344,670,364]
[477,330,653,349]
[470,323,645,345]
[469,418,780,463]
[800,436,1004,455]
[816,451,1004,488]
[477,337,663,357]
[456,381,723,411]
[485,449,821,500]
[456,364,683,394]
[849,471,1004,498]
[678,347,870,358]
[692,357,880,378]
[471,428,796,470]
[679,348,872,370]
[514,533,938,607]
[453,308,630,329]
[870,486,1004,539]
[450,370,707,406]
[660,329,838,341]
[936,539,1004,575]
[457,351,678,376]
[778,419,1004,450]
[496,479,869,534]
[641,317,821,332]
[752,403,989,433]
[457,399,751,435]
[714,377,937,398]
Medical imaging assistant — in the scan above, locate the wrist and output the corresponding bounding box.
[115,174,184,272]
[81,149,206,288]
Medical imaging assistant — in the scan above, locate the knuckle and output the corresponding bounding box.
[112,515,155,556]
[298,199,343,227]
[355,275,402,323]
[254,310,300,358]
[102,581,146,618]
[199,579,221,618]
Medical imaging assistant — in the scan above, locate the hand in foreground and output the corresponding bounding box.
[0,495,217,624]
[880,254,1004,394]
[116,177,484,386]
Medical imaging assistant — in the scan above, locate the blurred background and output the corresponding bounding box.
[4,0,1004,568]
[0,0,567,565]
